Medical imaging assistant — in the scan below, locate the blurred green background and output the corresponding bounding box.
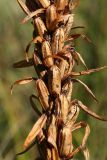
[0,0,107,160]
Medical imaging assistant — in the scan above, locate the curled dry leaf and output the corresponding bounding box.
[72,100,107,121]
[24,114,47,149]
[11,77,36,95]
[72,78,98,102]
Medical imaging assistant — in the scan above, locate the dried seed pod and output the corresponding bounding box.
[55,94,69,125]
[34,17,47,38]
[36,79,50,111]
[36,0,50,8]
[58,127,73,157]
[58,59,69,78]
[66,104,80,127]
[47,115,57,148]
[52,28,65,54]
[62,80,73,102]
[55,0,68,11]
[42,40,54,68]
[48,65,61,96]
[46,5,57,31]
[37,130,45,143]
[24,114,47,149]
[64,14,74,37]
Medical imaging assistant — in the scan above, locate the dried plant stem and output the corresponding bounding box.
[12,0,107,159]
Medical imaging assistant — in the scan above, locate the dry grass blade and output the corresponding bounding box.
[17,0,30,14]
[22,8,45,23]
[24,114,47,149]
[11,77,36,95]
[76,100,107,121]
[72,78,98,102]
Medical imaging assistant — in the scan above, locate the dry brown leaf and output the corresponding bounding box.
[17,0,30,15]
[75,100,107,121]
[72,78,97,102]
[11,77,36,94]
[22,8,45,23]
[62,66,107,81]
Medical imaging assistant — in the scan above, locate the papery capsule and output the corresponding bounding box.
[46,5,57,31]
[66,104,80,127]
[58,127,73,157]
[36,79,49,111]
[55,94,69,125]
[62,80,73,102]
[48,65,61,96]
[34,17,47,38]
[47,115,57,148]
[64,14,74,37]
[52,28,65,54]
[36,0,50,8]
[42,40,54,68]
[58,59,69,78]
[55,0,68,11]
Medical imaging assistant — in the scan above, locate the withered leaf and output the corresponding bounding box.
[62,66,107,81]
[76,100,107,121]
[22,8,45,23]
[72,78,97,102]
[24,114,47,149]
[17,0,30,15]
[11,77,36,94]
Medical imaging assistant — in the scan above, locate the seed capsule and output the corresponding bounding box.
[67,104,80,128]
[42,40,54,68]
[48,65,61,96]
[36,0,50,8]
[62,80,73,102]
[46,5,57,31]
[64,14,74,37]
[58,127,73,157]
[58,59,69,78]
[36,79,49,111]
[52,28,65,54]
[55,94,69,125]
[55,0,68,11]
[34,17,47,38]
[47,115,57,148]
